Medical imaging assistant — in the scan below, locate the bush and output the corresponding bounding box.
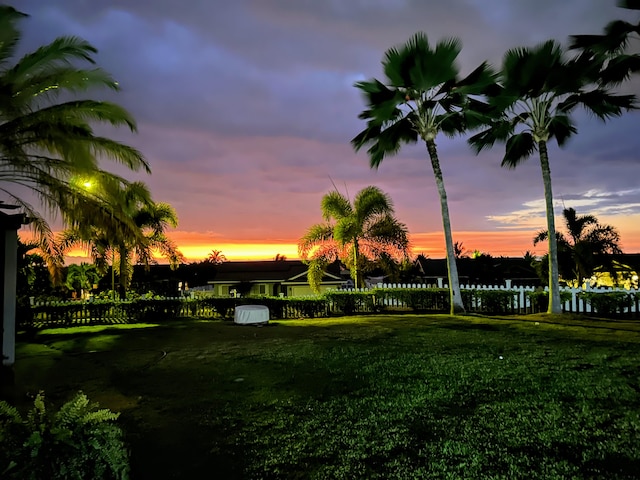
[371,287,449,312]
[526,290,572,312]
[323,291,375,315]
[468,289,517,314]
[240,296,328,319]
[580,291,634,316]
[0,392,129,480]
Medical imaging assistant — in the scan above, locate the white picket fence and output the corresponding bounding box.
[346,280,640,315]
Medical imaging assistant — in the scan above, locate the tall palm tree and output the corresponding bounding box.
[352,32,495,314]
[298,186,410,292]
[0,6,149,238]
[468,40,635,313]
[533,207,622,287]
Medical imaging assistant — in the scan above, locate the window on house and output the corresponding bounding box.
[259,284,266,295]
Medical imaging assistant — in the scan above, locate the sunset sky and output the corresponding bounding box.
[13,0,640,262]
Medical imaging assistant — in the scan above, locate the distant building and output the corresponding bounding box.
[202,260,343,297]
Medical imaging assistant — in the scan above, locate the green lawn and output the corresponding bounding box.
[8,314,640,479]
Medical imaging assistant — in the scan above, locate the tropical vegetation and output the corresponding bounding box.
[534,207,622,287]
[57,182,183,299]
[207,250,227,265]
[0,5,150,241]
[64,263,101,299]
[0,391,129,479]
[298,186,410,291]
[352,32,496,314]
[468,39,635,313]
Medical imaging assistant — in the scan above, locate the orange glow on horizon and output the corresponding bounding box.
[22,223,640,265]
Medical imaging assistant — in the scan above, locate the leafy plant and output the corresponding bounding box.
[471,289,517,314]
[323,291,376,315]
[526,290,572,312]
[580,291,634,316]
[372,287,450,312]
[0,392,129,480]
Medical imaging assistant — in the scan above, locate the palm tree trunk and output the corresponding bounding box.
[118,245,128,300]
[426,140,465,314]
[538,141,562,314]
[352,241,360,288]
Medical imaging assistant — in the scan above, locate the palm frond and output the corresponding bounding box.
[501,132,535,168]
[574,89,637,120]
[354,79,404,122]
[437,112,465,137]
[364,215,410,251]
[321,190,352,221]
[352,115,418,168]
[0,6,27,68]
[298,223,335,259]
[600,54,640,85]
[10,68,119,107]
[30,100,139,131]
[353,186,393,224]
[10,36,100,83]
[502,40,565,97]
[546,114,577,146]
[467,118,513,154]
[454,61,498,96]
[333,217,359,247]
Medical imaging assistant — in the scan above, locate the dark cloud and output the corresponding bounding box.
[11,0,640,256]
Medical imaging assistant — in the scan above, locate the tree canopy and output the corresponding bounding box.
[298,186,410,291]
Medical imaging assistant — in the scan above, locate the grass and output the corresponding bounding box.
[6,314,640,479]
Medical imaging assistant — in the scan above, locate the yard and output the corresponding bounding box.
[6,314,640,479]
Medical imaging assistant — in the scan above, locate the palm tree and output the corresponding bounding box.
[207,250,227,265]
[65,263,101,299]
[352,32,495,314]
[533,207,622,287]
[124,200,183,284]
[298,186,410,292]
[58,182,183,299]
[468,40,635,313]
[0,6,149,239]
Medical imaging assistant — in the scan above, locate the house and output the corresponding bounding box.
[413,255,541,287]
[203,260,345,297]
[590,259,639,289]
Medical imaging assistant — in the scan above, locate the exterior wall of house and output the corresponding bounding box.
[207,282,341,297]
[286,284,340,297]
[249,283,270,296]
[208,284,234,296]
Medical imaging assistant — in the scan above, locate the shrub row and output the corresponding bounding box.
[20,288,640,329]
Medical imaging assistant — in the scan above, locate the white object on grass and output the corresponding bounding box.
[234,305,269,325]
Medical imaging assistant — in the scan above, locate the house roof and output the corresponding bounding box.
[415,256,540,284]
[207,259,344,284]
